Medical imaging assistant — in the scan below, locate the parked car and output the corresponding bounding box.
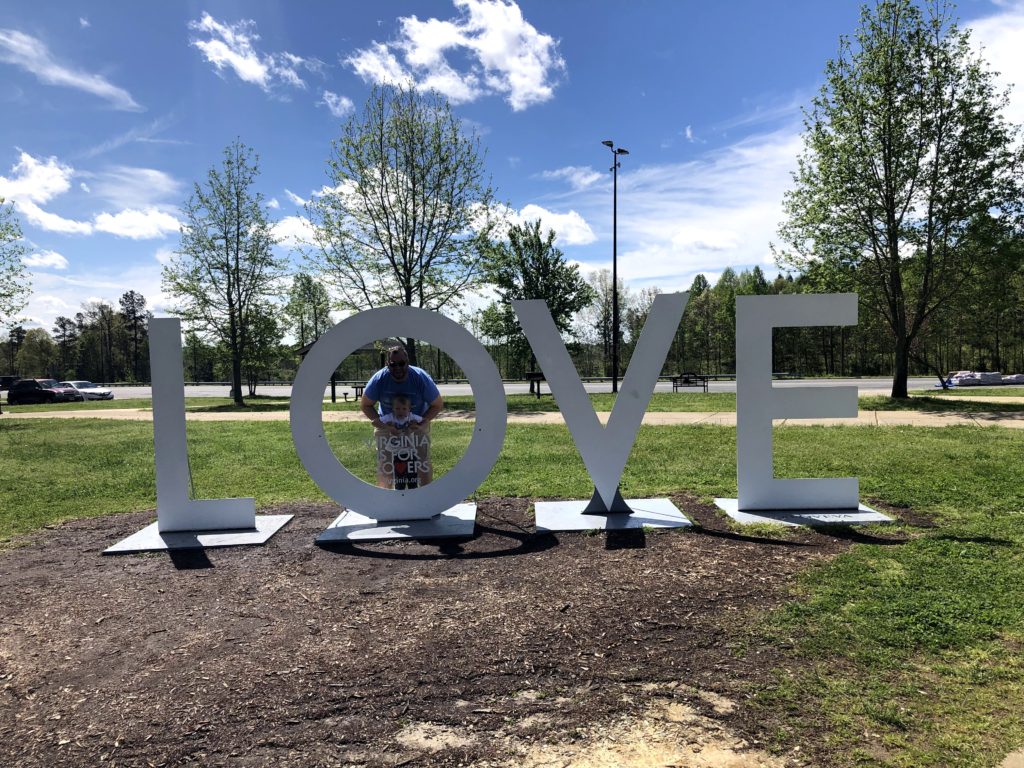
[7,378,84,405]
[61,380,114,400]
[0,375,19,390]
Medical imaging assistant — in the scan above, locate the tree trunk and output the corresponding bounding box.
[891,333,910,398]
[405,338,418,367]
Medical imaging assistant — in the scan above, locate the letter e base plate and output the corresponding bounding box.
[714,498,892,527]
[104,514,294,555]
[535,498,692,533]
[316,503,477,542]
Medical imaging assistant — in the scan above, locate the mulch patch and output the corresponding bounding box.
[0,495,911,767]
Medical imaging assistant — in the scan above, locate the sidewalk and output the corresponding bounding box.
[4,406,1024,429]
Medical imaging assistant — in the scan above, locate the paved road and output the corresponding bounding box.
[104,377,938,401]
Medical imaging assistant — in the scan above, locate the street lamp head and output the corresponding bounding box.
[616,148,629,156]
[601,140,614,147]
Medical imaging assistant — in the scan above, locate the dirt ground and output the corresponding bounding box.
[0,496,911,767]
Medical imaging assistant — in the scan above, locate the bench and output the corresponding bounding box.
[525,371,546,399]
[671,372,709,393]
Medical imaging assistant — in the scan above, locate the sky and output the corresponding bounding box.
[1,0,1022,333]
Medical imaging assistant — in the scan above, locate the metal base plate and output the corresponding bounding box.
[103,514,294,554]
[534,498,692,532]
[714,498,892,527]
[316,503,477,543]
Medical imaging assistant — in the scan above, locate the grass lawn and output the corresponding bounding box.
[915,386,1024,398]
[2,418,1024,765]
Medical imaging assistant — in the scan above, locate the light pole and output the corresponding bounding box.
[602,140,628,394]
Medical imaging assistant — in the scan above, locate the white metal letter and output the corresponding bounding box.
[514,293,689,510]
[290,306,506,522]
[735,293,858,510]
[150,318,256,532]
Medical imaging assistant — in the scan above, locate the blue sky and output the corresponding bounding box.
[1,0,1022,331]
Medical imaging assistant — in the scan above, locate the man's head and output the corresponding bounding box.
[387,345,410,382]
[391,393,411,419]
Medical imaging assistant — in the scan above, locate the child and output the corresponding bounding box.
[376,394,428,489]
[379,394,423,431]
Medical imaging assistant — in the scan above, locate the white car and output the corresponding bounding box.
[61,380,114,400]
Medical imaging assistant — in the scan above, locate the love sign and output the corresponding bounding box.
[106,292,876,553]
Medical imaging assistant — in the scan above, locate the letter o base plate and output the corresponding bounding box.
[315,504,477,543]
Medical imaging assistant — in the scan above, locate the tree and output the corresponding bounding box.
[15,328,56,377]
[284,273,332,348]
[484,220,594,375]
[118,291,148,382]
[163,140,285,405]
[52,316,79,378]
[242,304,283,396]
[307,84,498,366]
[1,197,30,339]
[777,0,1023,397]
[582,268,631,378]
[7,325,25,373]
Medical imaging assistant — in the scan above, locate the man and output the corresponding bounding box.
[360,345,444,487]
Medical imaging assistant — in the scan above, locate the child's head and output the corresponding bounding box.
[391,394,411,419]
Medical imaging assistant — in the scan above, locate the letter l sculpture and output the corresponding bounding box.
[104,318,292,553]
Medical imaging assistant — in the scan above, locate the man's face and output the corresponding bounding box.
[388,353,409,381]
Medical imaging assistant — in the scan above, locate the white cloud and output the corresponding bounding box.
[88,166,182,209]
[347,42,412,86]
[0,28,140,110]
[82,114,181,159]
[274,215,314,247]
[592,127,802,290]
[16,200,93,234]
[266,197,280,209]
[154,246,175,265]
[79,182,90,193]
[22,265,169,331]
[0,151,74,204]
[320,89,355,118]
[512,204,596,246]
[93,208,180,239]
[79,18,90,29]
[540,165,602,190]
[23,249,68,270]
[967,3,1024,127]
[188,13,320,94]
[284,188,307,206]
[346,0,565,110]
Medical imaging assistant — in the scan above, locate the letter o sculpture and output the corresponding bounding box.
[290,306,507,522]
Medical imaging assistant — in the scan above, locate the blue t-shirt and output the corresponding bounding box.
[364,365,440,417]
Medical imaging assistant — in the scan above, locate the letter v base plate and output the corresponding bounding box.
[535,498,692,533]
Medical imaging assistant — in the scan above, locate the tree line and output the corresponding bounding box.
[1,0,1022,399]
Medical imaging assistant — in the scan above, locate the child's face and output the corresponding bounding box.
[392,400,410,419]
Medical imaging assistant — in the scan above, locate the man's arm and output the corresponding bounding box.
[420,394,444,425]
[360,395,384,428]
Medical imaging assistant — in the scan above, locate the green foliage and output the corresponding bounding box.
[284,272,332,348]
[14,327,56,377]
[0,197,29,325]
[481,218,594,374]
[777,0,1024,398]
[163,140,285,404]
